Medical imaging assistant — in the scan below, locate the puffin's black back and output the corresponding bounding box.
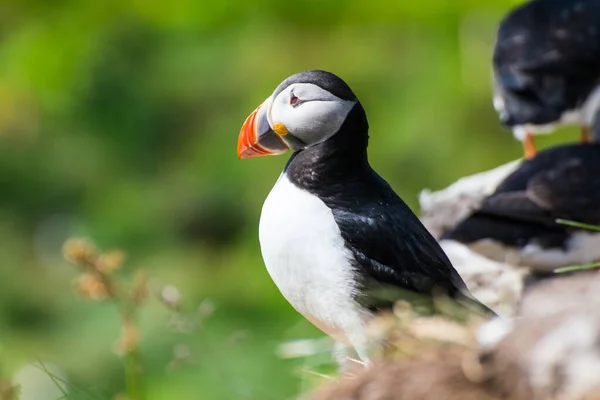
[444,144,600,250]
[494,0,600,126]
[284,100,477,311]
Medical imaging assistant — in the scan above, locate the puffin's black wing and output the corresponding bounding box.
[444,144,600,248]
[494,0,600,126]
[328,170,478,311]
[527,158,600,222]
[477,155,600,225]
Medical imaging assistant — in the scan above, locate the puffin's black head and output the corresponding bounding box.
[237,70,360,159]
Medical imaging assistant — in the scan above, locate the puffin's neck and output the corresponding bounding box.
[284,104,370,191]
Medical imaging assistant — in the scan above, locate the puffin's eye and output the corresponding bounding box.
[290,95,300,107]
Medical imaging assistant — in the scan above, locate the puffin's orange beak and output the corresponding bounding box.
[237,100,289,159]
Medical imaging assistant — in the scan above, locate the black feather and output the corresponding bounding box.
[285,103,489,314]
[444,143,600,250]
[494,0,600,126]
[273,70,358,103]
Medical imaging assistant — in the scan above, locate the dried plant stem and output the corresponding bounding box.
[96,264,145,400]
[125,347,143,400]
[117,309,144,400]
[63,239,147,400]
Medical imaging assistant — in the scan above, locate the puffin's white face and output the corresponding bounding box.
[268,83,356,149]
[238,81,356,159]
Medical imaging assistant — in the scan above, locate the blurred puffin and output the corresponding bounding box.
[237,70,492,364]
[441,143,600,272]
[493,0,600,159]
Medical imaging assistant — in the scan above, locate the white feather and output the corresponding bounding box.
[269,83,355,147]
[258,174,371,361]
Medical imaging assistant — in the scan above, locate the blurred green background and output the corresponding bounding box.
[0,0,579,399]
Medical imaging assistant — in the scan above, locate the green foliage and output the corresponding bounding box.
[554,262,600,274]
[554,220,600,274]
[0,0,578,398]
[556,219,600,232]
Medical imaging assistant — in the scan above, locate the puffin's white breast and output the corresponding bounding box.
[258,173,369,345]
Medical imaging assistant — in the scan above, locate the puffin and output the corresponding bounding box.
[493,0,600,159]
[237,70,492,364]
[441,143,600,272]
